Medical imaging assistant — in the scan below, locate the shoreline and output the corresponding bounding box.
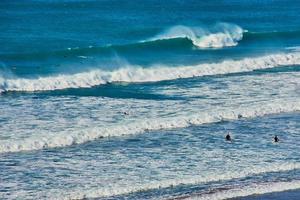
[232,188,300,200]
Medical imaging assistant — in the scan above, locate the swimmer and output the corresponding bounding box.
[274,135,279,143]
[225,133,231,141]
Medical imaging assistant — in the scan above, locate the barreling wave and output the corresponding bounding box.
[1,99,300,153]
[1,52,300,94]
[145,23,244,48]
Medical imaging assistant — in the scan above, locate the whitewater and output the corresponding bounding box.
[9,164,300,200]
[1,52,300,93]
[147,23,244,48]
[1,97,299,153]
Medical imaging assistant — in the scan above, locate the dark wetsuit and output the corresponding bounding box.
[226,134,231,141]
[274,136,279,142]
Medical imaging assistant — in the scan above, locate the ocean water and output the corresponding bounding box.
[0,0,300,199]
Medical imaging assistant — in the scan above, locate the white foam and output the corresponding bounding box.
[17,163,300,200]
[186,180,300,200]
[1,52,300,93]
[147,23,244,48]
[0,99,299,153]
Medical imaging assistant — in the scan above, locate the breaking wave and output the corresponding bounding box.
[13,165,300,199]
[146,23,244,48]
[1,99,300,153]
[1,52,300,94]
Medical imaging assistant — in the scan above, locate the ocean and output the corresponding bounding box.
[0,0,300,199]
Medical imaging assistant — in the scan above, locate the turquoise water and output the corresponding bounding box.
[0,0,300,199]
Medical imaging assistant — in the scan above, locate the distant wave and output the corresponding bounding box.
[3,28,300,61]
[1,23,245,60]
[144,23,244,48]
[143,28,300,49]
[1,99,299,153]
[1,52,300,93]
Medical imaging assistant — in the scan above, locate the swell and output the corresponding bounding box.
[1,99,299,153]
[1,23,243,60]
[1,52,300,93]
[244,29,300,41]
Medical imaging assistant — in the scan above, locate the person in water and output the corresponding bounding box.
[225,133,231,141]
[274,135,279,142]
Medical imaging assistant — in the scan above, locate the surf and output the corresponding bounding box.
[16,165,300,200]
[1,98,299,153]
[145,23,244,48]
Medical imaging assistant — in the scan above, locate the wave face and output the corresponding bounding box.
[146,23,244,48]
[1,52,300,93]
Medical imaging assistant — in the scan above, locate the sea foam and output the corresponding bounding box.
[0,99,299,153]
[14,163,300,200]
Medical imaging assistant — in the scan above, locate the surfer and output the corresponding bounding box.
[274,135,279,143]
[123,111,129,115]
[225,133,231,141]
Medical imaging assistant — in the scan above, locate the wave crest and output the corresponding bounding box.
[1,52,300,93]
[147,23,244,48]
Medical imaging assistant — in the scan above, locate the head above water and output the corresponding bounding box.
[226,133,231,141]
[274,135,279,142]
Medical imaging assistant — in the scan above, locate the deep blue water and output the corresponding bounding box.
[0,0,300,199]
